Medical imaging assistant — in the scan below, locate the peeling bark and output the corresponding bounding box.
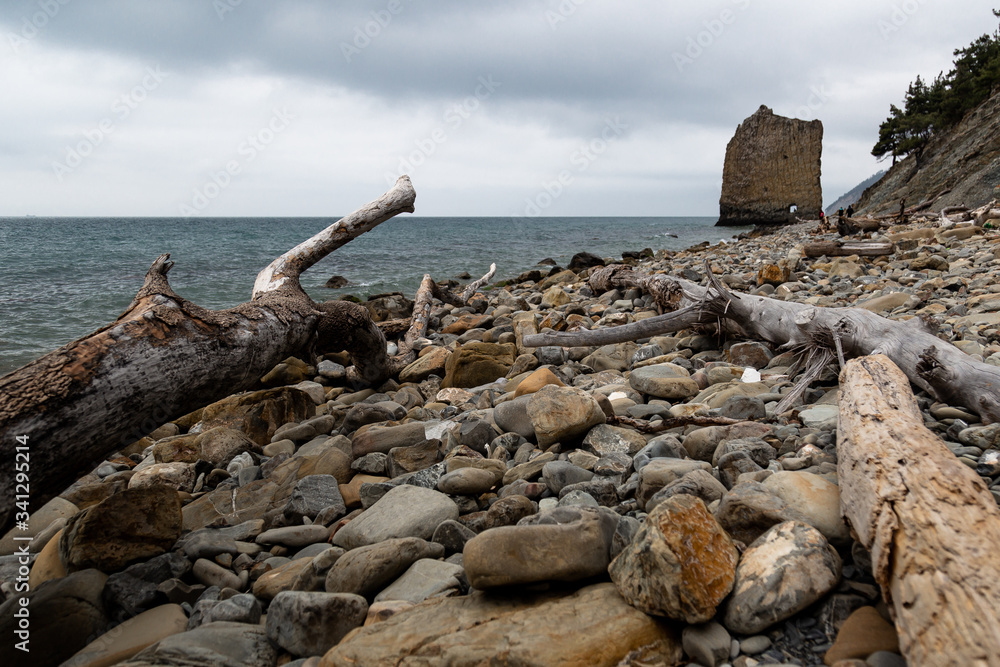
[0,177,416,533]
[803,241,895,257]
[837,355,1000,667]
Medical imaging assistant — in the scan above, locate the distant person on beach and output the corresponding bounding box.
[846,204,854,217]
[837,207,845,220]
[899,198,906,222]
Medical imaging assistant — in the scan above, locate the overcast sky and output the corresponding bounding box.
[0,1,993,218]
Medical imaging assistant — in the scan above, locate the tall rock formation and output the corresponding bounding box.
[717,105,823,226]
[855,89,1000,216]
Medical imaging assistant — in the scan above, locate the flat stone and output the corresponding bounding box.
[824,606,900,665]
[122,621,276,667]
[387,440,443,478]
[325,537,444,599]
[256,524,330,548]
[64,603,188,667]
[399,346,450,383]
[513,367,566,397]
[610,494,738,623]
[332,485,459,549]
[722,521,842,634]
[374,558,465,603]
[321,583,682,666]
[799,404,840,430]
[463,506,617,589]
[60,486,182,574]
[527,385,606,447]
[582,424,647,457]
[352,422,428,457]
[266,591,368,658]
[629,363,700,399]
[437,467,497,495]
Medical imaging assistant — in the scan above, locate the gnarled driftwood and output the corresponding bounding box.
[837,355,1000,666]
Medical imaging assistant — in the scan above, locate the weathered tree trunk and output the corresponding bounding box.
[523,265,1000,423]
[837,355,1000,667]
[803,241,895,258]
[837,217,881,236]
[0,177,416,533]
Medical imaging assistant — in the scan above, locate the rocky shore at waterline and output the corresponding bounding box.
[3,217,1000,667]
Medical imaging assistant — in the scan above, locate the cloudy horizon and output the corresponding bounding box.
[0,0,993,218]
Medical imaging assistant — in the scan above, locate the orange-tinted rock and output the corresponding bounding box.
[514,367,566,397]
[823,606,900,665]
[610,494,738,623]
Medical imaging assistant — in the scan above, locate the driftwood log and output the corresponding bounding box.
[837,355,1000,666]
[837,217,882,236]
[803,241,895,258]
[523,265,1000,423]
[0,178,422,533]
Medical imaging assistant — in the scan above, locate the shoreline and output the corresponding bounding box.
[2,213,1000,665]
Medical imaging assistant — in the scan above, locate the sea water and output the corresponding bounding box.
[0,216,745,375]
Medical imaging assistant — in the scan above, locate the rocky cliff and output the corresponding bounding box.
[855,89,1000,216]
[717,105,823,226]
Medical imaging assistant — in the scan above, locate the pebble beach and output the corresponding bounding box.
[3,215,1000,667]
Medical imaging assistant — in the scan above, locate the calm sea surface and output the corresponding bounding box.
[0,216,746,375]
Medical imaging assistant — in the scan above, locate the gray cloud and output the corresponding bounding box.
[0,0,994,215]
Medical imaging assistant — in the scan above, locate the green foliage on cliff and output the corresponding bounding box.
[872,9,1000,162]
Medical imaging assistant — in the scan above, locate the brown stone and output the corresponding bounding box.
[718,105,823,226]
[610,494,738,623]
[514,367,566,397]
[59,486,182,573]
[441,341,517,388]
[398,346,450,383]
[321,583,681,666]
[197,386,315,446]
[824,606,900,665]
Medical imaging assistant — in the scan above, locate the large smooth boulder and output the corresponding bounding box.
[351,422,428,457]
[527,385,606,447]
[197,386,315,445]
[60,486,182,573]
[722,521,842,634]
[332,485,459,549]
[464,506,617,589]
[610,494,738,624]
[320,583,682,667]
